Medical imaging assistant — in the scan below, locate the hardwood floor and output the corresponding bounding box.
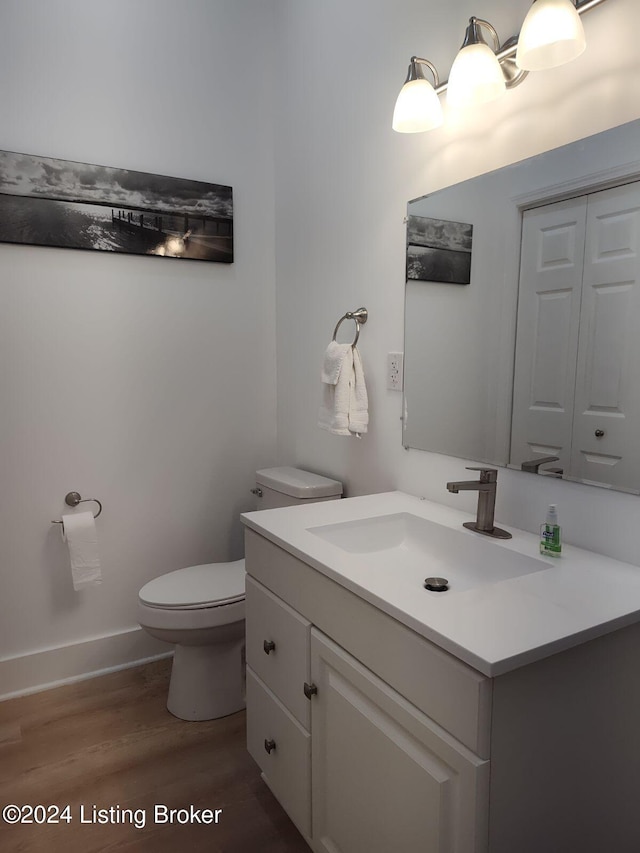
[0,659,310,852]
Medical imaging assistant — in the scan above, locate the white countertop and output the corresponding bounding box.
[241,491,640,677]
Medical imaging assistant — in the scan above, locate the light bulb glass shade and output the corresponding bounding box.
[392,78,444,133]
[446,43,506,110]
[516,0,586,71]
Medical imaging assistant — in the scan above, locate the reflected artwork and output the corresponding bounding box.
[407,214,472,284]
[0,150,233,263]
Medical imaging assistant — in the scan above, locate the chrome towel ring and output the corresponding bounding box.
[332,307,368,346]
[52,491,103,525]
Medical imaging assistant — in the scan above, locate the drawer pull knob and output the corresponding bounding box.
[264,738,276,754]
[263,640,276,654]
[304,682,318,699]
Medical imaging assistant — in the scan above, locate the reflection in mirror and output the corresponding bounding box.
[403,119,640,495]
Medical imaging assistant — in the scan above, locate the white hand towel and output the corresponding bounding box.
[318,342,368,437]
[62,511,102,591]
[321,341,352,384]
[349,346,369,436]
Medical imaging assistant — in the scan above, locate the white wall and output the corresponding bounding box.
[273,0,640,565]
[3,0,640,698]
[0,0,278,692]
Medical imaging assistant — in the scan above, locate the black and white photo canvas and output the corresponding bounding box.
[407,214,472,284]
[0,150,233,263]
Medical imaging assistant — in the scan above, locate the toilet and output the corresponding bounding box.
[137,467,342,721]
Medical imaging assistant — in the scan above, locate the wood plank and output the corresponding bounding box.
[0,659,310,852]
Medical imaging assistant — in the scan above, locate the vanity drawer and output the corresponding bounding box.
[245,576,311,727]
[246,667,311,839]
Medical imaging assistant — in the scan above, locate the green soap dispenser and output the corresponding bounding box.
[540,504,562,557]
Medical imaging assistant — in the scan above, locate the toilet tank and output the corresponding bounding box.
[254,467,342,510]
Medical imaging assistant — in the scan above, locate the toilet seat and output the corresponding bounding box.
[139,559,245,610]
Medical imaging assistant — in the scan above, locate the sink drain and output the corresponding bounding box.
[424,577,449,592]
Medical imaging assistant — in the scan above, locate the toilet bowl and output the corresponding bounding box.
[138,467,342,721]
[138,561,246,721]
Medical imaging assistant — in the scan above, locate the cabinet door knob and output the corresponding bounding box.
[304,682,318,699]
[595,429,605,438]
[263,639,276,655]
[264,738,276,754]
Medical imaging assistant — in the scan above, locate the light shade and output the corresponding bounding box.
[516,0,586,71]
[393,79,443,133]
[447,42,506,110]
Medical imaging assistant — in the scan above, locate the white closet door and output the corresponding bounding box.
[570,181,640,492]
[509,198,587,473]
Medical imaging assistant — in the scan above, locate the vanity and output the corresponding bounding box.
[242,491,640,853]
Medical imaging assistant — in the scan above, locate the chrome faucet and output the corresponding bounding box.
[446,467,512,540]
[521,455,559,474]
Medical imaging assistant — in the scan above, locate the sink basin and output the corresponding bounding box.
[307,512,549,594]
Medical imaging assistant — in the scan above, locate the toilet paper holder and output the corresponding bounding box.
[52,492,103,526]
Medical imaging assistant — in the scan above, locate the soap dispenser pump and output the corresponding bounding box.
[540,504,562,557]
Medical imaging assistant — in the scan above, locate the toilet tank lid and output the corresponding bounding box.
[256,466,343,499]
[139,560,245,609]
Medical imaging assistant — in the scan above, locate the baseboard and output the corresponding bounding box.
[0,627,173,702]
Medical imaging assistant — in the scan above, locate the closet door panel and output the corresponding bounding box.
[571,181,640,492]
[510,198,587,473]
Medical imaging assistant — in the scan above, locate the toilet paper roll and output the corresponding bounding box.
[62,511,102,591]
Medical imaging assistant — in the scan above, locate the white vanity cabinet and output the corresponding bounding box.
[244,491,640,852]
[245,529,491,853]
[245,523,640,852]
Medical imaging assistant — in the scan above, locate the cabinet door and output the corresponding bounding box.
[310,630,488,853]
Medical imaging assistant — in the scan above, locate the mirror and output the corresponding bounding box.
[403,119,640,495]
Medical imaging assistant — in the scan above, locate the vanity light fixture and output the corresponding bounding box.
[392,57,444,132]
[393,0,607,133]
[447,17,508,109]
[516,0,586,70]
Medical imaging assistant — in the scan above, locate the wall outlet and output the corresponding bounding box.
[387,351,404,391]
